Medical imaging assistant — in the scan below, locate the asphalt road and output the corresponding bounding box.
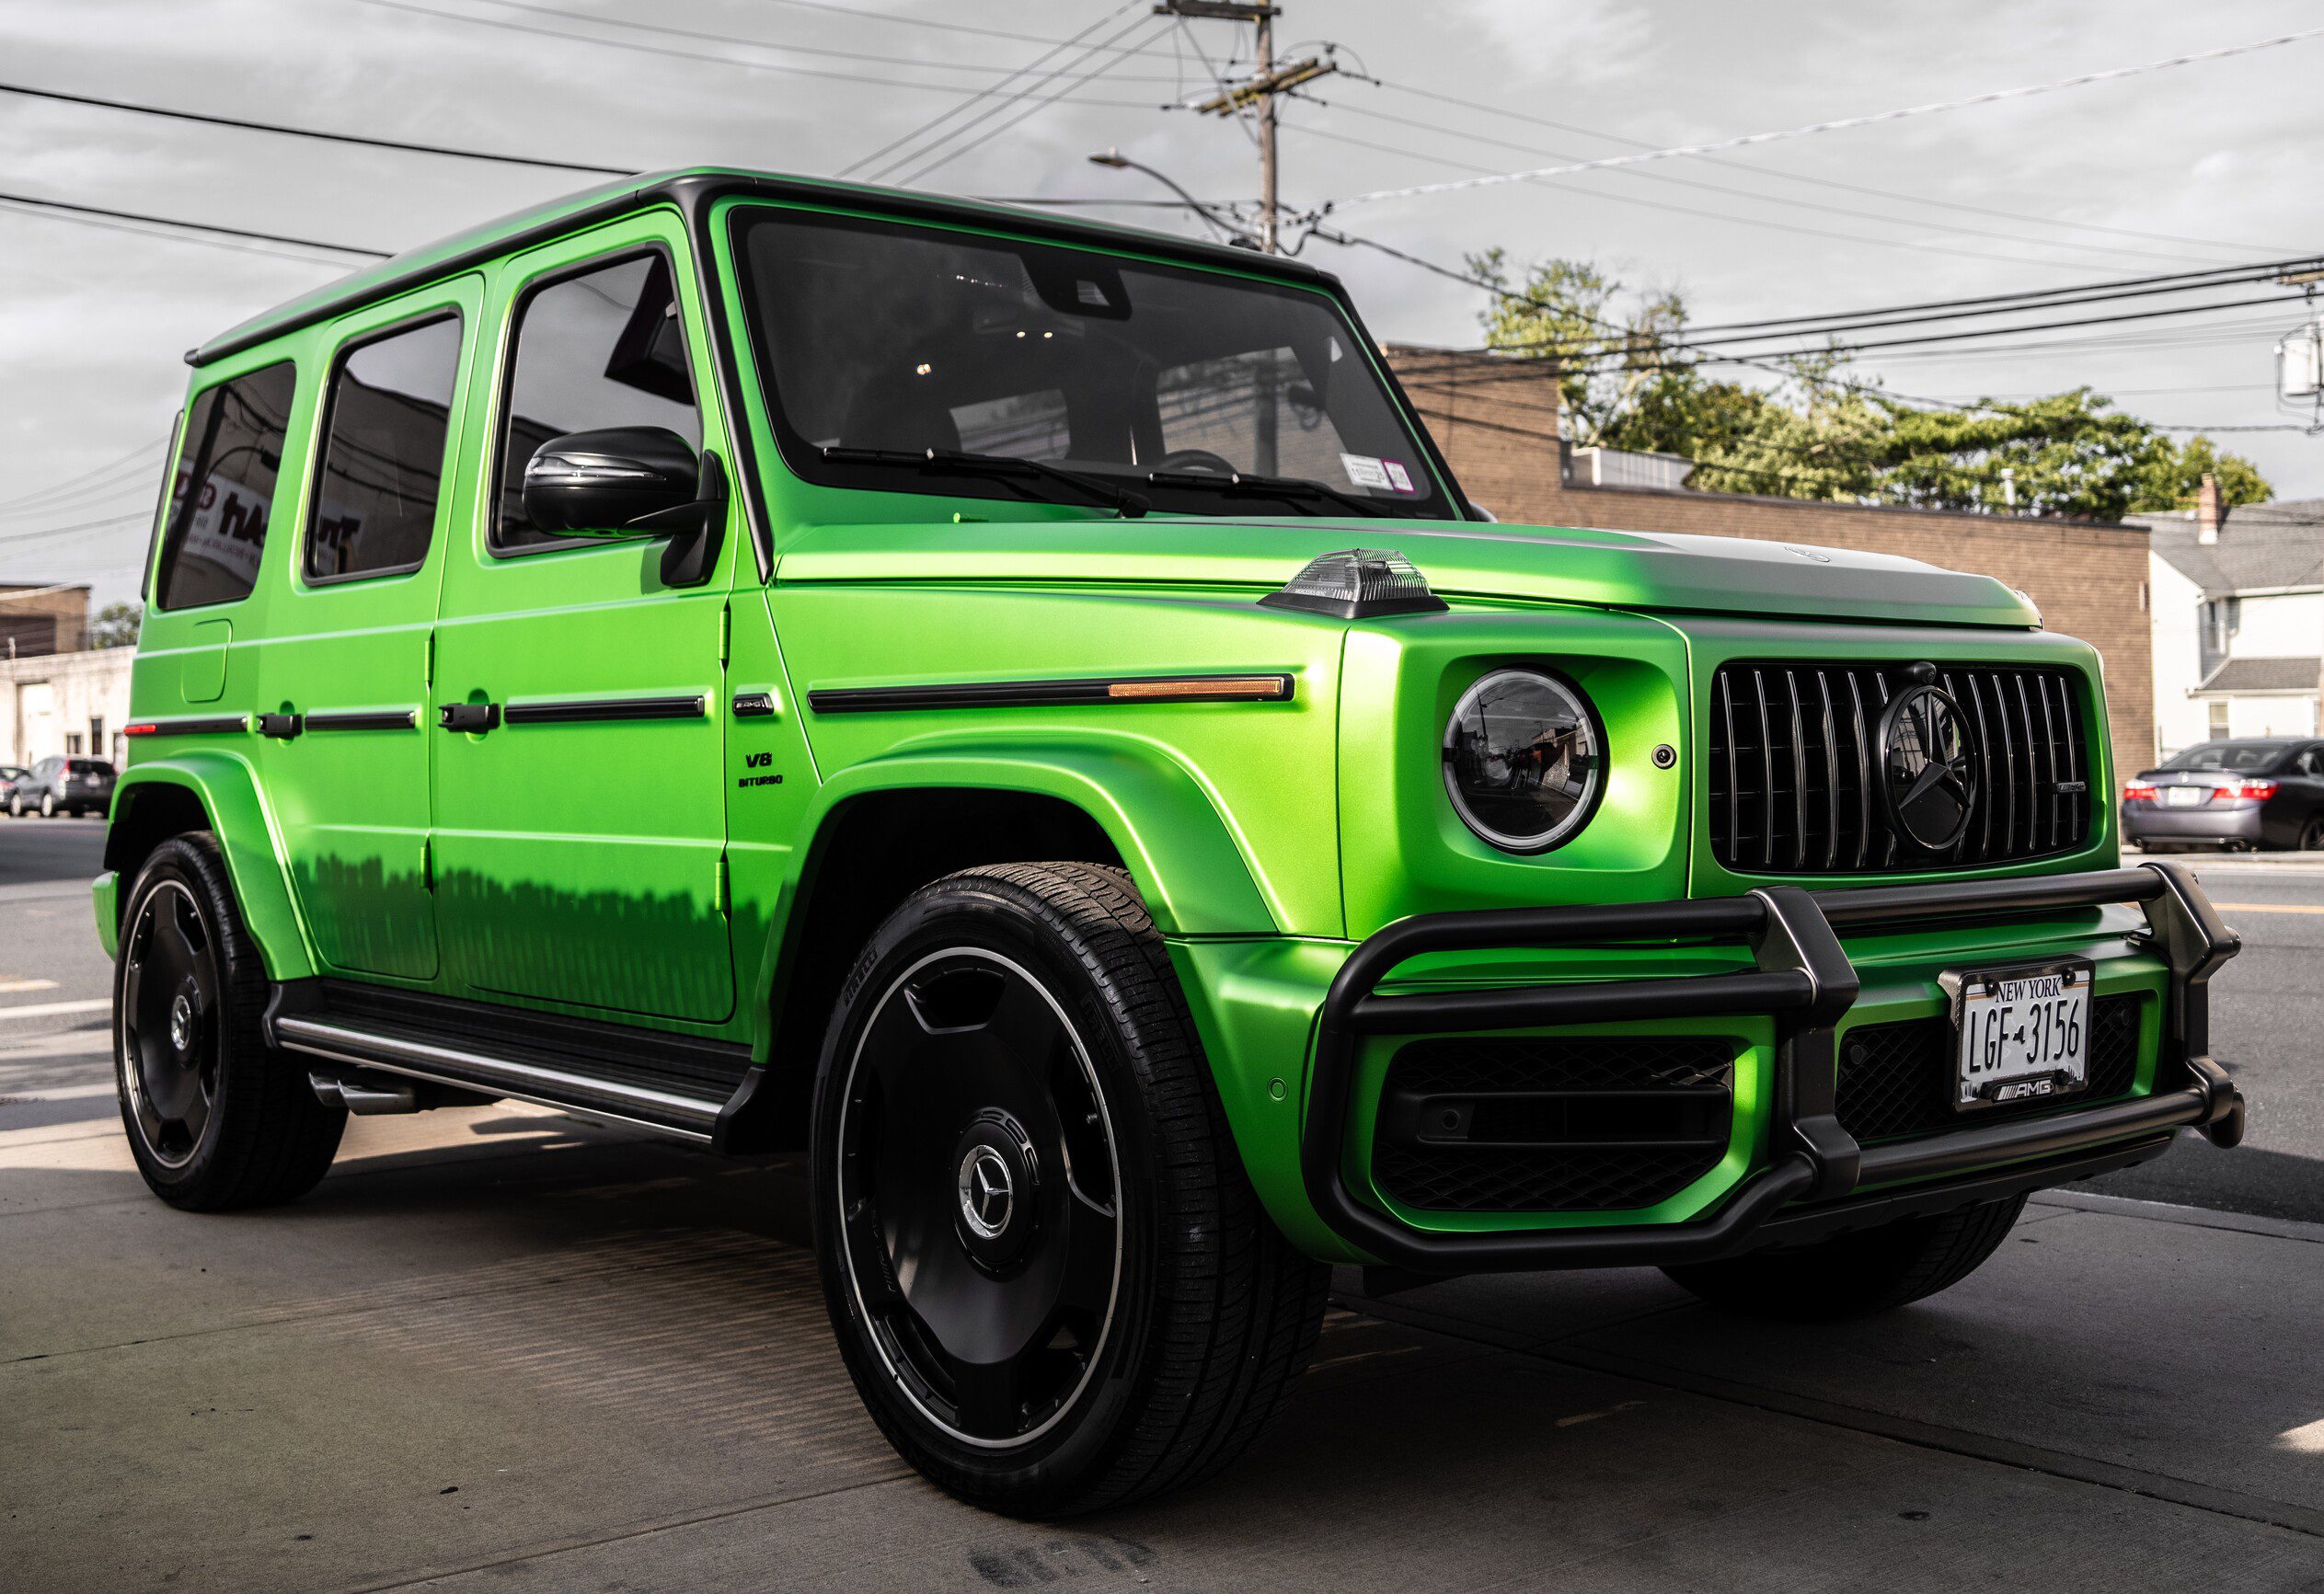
[7,823,2324,1590]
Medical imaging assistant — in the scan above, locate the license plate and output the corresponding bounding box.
[1949,961,2090,1111]
[2164,786,2205,808]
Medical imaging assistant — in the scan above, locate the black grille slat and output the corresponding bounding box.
[1708,660,2090,877]
[1837,993,2146,1142]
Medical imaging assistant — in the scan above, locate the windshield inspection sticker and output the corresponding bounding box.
[1383,459,1415,493]
[1340,453,1392,489]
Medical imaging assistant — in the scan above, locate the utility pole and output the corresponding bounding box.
[1154,1,1335,253]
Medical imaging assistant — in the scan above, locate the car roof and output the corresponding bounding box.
[189,166,1337,368]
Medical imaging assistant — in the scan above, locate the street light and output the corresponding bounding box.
[1087,150,1259,249]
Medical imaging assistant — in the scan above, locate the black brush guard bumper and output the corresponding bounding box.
[1303,863,2245,1273]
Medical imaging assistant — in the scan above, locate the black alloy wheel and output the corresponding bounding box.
[812,863,1327,1517]
[834,946,1122,1449]
[113,833,345,1209]
[2300,815,2324,851]
[121,879,222,1168]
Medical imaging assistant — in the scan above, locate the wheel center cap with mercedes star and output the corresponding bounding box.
[100,165,2248,1518]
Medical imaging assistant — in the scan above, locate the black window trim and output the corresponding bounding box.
[723,201,1467,522]
[141,408,183,604]
[486,241,702,562]
[300,306,467,589]
[152,357,300,614]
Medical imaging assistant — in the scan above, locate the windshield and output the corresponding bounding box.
[732,208,1457,519]
[2162,741,2292,772]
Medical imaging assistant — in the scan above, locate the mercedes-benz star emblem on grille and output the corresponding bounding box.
[1878,681,1979,851]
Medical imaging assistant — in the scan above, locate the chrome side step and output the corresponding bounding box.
[275,1015,723,1143]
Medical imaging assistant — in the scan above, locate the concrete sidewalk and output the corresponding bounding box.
[6,1022,2321,1592]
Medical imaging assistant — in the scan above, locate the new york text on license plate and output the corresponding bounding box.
[1950,961,2090,1110]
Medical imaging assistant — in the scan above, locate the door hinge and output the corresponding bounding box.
[424,631,435,690]
[714,850,731,917]
[718,602,731,667]
[420,834,434,893]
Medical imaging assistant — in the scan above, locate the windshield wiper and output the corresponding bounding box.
[1145,468,1398,519]
[823,445,1148,518]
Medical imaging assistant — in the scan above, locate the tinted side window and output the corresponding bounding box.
[495,253,699,552]
[307,315,463,581]
[155,361,297,609]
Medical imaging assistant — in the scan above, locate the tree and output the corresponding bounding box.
[1467,252,2273,520]
[89,602,142,649]
[2126,433,2272,514]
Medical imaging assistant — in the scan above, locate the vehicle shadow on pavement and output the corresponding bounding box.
[6,1112,2324,1592]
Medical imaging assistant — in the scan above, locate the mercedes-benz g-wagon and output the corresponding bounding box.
[100,167,2245,1517]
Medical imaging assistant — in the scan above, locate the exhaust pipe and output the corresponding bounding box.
[308,1070,421,1116]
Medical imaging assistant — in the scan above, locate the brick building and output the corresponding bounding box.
[1386,348,2155,780]
[0,582,90,658]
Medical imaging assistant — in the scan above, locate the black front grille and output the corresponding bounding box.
[1373,1036,1733,1212]
[1708,661,2092,875]
[1836,992,2146,1142]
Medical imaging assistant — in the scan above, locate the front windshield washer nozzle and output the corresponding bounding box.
[1258,548,1449,619]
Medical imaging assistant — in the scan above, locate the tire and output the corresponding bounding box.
[1661,1193,2027,1321]
[811,862,1327,1518]
[113,832,346,1210]
[2300,815,2324,852]
[40,792,56,818]
[3,794,17,818]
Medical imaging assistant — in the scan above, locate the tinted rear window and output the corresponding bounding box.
[67,760,113,775]
[156,361,298,610]
[2162,741,2294,771]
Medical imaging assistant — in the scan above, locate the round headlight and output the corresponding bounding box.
[1442,668,1604,853]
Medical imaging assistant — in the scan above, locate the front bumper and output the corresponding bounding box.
[1302,864,2245,1273]
[2123,803,2262,844]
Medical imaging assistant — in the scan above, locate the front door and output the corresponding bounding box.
[430,224,738,1024]
[256,281,477,980]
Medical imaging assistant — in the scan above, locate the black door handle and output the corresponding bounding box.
[257,712,304,740]
[438,702,500,732]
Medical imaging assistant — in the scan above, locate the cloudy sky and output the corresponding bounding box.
[6,0,2322,603]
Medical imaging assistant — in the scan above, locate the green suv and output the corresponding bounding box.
[99,168,2246,1516]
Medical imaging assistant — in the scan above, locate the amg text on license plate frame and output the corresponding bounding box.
[1942,958,2093,1113]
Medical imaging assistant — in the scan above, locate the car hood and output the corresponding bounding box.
[777,514,2041,629]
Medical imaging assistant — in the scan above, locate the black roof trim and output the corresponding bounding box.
[188,169,1337,367]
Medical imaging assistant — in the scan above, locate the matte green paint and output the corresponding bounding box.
[114,167,2173,1266]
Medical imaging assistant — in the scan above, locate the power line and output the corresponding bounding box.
[0,189,385,261]
[1307,25,2324,215]
[443,0,1200,83]
[356,0,1167,107]
[1301,93,2219,272]
[1289,120,2139,276]
[0,81,630,176]
[837,1,1146,180]
[0,442,167,516]
[1365,78,2287,260]
[747,0,1165,55]
[1679,256,2324,336]
[893,15,1170,187]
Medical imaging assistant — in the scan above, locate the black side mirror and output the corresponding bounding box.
[522,425,728,587]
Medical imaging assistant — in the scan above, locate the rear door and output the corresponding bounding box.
[253,280,478,980]
[429,218,739,1024]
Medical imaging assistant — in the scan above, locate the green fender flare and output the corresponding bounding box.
[746,732,1280,1048]
[107,756,317,981]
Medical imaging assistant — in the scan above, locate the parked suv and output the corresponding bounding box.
[16,755,115,818]
[2123,738,2324,851]
[98,168,2246,1518]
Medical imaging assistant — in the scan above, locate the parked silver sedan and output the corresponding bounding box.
[2123,738,2324,851]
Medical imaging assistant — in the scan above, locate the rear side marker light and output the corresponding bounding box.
[124,723,160,737]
